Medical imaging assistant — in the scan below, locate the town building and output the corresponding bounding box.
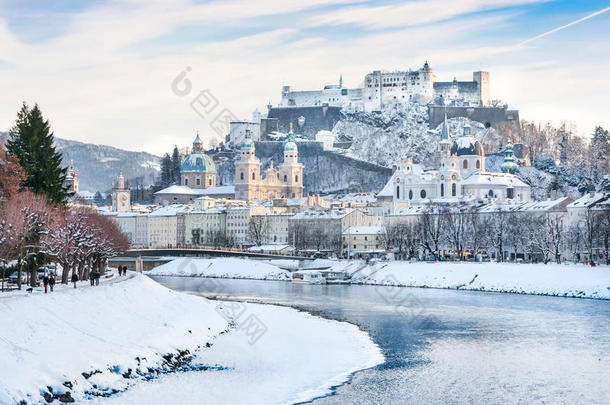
[342,226,386,258]
[183,208,227,246]
[64,160,79,195]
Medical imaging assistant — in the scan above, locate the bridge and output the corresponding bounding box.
[110,247,311,271]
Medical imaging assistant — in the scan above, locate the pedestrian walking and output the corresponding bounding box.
[43,274,49,293]
[94,270,100,286]
[89,270,95,286]
[71,272,78,288]
[49,274,55,292]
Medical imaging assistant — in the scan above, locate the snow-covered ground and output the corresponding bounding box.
[150,258,610,300]
[0,270,382,404]
[351,261,610,299]
[148,257,291,281]
[93,303,383,405]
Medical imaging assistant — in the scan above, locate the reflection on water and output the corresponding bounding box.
[151,276,610,404]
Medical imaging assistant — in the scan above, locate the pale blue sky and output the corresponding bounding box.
[0,0,608,154]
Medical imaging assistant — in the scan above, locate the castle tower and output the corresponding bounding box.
[438,112,451,161]
[111,172,131,212]
[234,129,261,201]
[473,71,490,106]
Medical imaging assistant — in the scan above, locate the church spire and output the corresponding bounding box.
[339,73,343,88]
[441,111,449,141]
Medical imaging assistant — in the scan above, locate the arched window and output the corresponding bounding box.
[452,183,456,196]
[440,183,444,197]
[463,160,468,169]
[184,178,188,186]
[408,190,413,200]
[295,175,299,182]
[396,186,400,199]
[252,172,255,180]
[240,172,244,180]
[283,175,287,183]
[420,190,426,199]
[476,160,480,169]
[196,178,201,186]
[208,178,212,186]
[488,189,494,198]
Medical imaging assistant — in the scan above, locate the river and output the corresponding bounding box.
[151,276,610,404]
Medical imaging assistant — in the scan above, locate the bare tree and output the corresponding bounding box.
[547,215,565,264]
[417,204,444,260]
[564,223,583,263]
[248,216,269,246]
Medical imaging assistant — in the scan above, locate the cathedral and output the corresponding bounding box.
[235,130,304,201]
[180,133,216,189]
[379,115,530,209]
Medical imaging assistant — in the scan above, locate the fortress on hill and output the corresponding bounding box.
[279,62,490,112]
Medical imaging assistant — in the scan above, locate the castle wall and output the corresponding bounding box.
[428,105,520,131]
[267,106,343,139]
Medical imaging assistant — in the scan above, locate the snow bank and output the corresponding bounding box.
[0,274,229,404]
[93,302,384,405]
[351,261,610,299]
[148,257,290,281]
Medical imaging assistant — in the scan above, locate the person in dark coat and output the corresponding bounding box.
[49,274,55,292]
[71,273,78,288]
[43,274,49,293]
[94,270,100,286]
[89,270,95,286]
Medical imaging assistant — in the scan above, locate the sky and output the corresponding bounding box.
[0,0,609,156]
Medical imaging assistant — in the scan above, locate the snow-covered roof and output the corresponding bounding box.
[461,172,529,188]
[291,208,355,220]
[377,172,396,197]
[567,192,609,209]
[148,204,187,217]
[154,185,206,196]
[451,136,484,156]
[343,226,385,235]
[198,185,235,196]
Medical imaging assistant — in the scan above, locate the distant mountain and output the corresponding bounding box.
[0,132,161,193]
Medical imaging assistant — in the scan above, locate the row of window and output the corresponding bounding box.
[239,172,299,183]
[184,178,213,186]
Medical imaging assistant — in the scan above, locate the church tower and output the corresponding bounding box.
[235,130,261,201]
[438,114,461,198]
[111,172,131,212]
[64,160,79,195]
[279,128,304,199]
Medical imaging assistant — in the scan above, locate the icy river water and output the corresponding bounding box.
[151,276,610,404]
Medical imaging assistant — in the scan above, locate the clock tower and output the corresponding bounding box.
[111,172,131,212]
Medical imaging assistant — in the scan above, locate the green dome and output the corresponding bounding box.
[241,138,254,150]
[181,153,216,173]
[284,141,297,152]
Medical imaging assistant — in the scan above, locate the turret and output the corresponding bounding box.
[192,131,204,153]
[500,143,519,174]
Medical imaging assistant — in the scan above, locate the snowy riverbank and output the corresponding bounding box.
[0,271,383,404]
[150,258,610,300]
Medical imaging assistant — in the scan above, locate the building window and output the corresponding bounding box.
[184,178,188,186]
[284,175,287,183]
[295,175,298,182]
[476,160,481,169]
[420,190,426,198]
[252,172,256,180]
[452,183,457,196]
[209,178,212,186]
[463,160,468,169]
[196,178,201,186]
[488,189,494,198]
[440,183,444,197]
[507,188,514,199]
[396,186,400,199]
[408,189,413,200]
[240,172,244,180]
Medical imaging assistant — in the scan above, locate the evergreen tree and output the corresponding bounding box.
[93,191,104,206]
[588,126,610,179]
[160,153,173,188]
[6,103,69,204]
[171,146,181,185]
